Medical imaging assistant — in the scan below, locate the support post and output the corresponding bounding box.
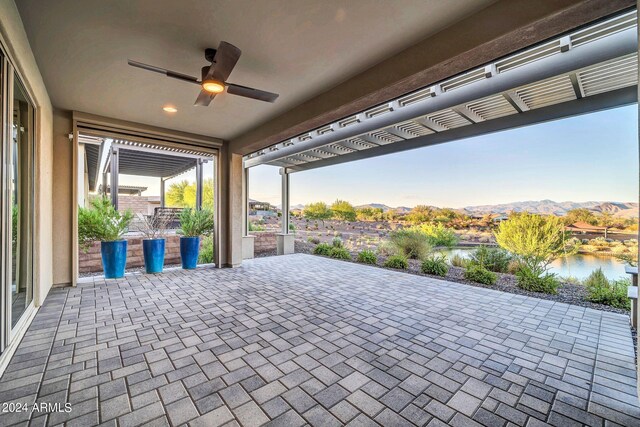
[242,166,255,260]
[160,178,165,208]
[110,146,119,210]
[281,169,290,235]
[102,171,107,196]
[277,168,294,255]
[195,159,203,210]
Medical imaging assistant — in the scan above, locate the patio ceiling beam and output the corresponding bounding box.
[244,26,636,168]
[283,86,636,173]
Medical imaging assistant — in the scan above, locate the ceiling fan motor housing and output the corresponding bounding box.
[204,48,217,63]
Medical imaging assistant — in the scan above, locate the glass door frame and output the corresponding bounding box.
[1,53,37,354]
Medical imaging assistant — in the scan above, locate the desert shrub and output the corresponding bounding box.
[313,243,332,256]
[416,224,459,247]
[464,265,497,285]
[515,265,559,294]
[584,269,630,309]
[329,247,352,260]
[377,241,398,256]
[248,221,265,232]
[332,236,344,248]
[198,235,214,264]
[421,255,449,277]
[384,255,408,270]
[388,229,432,259]
[357,250,377,264]
[307,236,321,244]
[468,246,512,273]
[560,275,582,285]
[450,253,469,268]
[495,212,576,286]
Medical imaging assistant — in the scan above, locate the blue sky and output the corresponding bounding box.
[248,105,638,208]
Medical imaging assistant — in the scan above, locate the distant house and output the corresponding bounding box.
[249,199,276,217]
[566,221,608,238]
[100,184,148,196]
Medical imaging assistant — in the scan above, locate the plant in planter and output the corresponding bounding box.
[78,197,133,279]
[178,208,214,269]
[136,215,170,274]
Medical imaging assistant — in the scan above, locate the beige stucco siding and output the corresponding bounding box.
[0,0,54,304]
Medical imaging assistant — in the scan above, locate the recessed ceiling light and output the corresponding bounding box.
[163,106,178,113]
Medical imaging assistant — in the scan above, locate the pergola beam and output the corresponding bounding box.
[244,26,636,168]
[284,86,636,173]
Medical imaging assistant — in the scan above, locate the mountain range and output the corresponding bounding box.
[354,200,639,218]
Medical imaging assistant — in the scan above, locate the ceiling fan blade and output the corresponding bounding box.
[205,41,241,82]
[194,89,216,107]
[128,60,199,84]
[227,83,279,103]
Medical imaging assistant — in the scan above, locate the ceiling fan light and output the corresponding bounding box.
[202,80,225,94]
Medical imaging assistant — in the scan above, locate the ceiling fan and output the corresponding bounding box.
[128,41,279,106]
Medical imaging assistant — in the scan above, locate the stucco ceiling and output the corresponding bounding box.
[16,0,496,141]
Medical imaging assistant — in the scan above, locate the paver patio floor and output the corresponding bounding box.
[0,253,639,426]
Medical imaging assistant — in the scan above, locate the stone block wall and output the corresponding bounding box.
[79,234,184,273]
[117,195,160,216]
[252,232,277,253]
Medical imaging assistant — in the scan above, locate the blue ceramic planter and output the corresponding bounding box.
[180,236,200,269]
[143,239,165,274]
[101,240,127,279]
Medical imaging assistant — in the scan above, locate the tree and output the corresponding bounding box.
[356,207,383,221]
[331,200,356,221]
[495,212,575,271]
[166,180,190,207]
[303,202,332,224]
[565,208,596,225]
[405,205,434,224]
[597,211,614,229]
[165,179,214,210]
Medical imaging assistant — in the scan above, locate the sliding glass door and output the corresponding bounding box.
[10,75,34,328]
[0,55,36,355]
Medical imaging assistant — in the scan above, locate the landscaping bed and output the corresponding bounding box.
[306,250,630,315]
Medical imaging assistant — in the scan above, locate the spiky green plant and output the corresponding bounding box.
[78,197,133,251]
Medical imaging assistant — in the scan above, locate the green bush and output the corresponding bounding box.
[388,229,432,259]
[198,235,214,264]
[469,246,512,273]
[416,223,459,247]
[515,265,559,294]
[248,221,265,231]
[307,236,321,244]
[78,197,134,251]
[384,255,408,270]
[450,253,469,268]
[329,247,352,260]
[313,243,332,256]
[421,255,449,277]
[464,264,497,285]
[179,208,215,237]
[377,241,399,257]
[357,250,377,264]
[584,269,630,309]
[332,236,344,248]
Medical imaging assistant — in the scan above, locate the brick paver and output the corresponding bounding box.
[0,254,638,426]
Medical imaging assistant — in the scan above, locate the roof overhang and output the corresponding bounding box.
[244,11,638,172]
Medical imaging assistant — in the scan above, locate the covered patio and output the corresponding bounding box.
[0,254,637,426]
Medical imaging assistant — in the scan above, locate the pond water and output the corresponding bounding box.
[438,247,629,281]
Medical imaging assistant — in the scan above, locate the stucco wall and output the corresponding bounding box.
[0,0,54,304]
[52,109,72,285]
